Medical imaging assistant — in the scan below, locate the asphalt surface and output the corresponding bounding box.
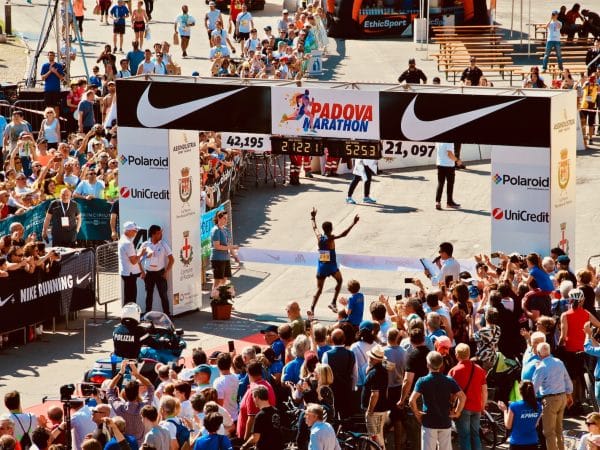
[0,0,599,434]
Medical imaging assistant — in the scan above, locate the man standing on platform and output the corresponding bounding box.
[42,188,81,247]
[140,225,174,315]
[398,58,427,84]
[119,221,145,305]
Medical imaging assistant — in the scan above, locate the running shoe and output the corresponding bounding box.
[363,197,377,204]
[346,197,356,204]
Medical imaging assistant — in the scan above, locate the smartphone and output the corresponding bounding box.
[490,252,500,258]
[395,294,403,301]
[227,340,235,353]
[404,277,414,284]
[445,275,454,286]
[404,288,411,298]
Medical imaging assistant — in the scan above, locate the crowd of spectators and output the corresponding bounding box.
[2,242,600,450]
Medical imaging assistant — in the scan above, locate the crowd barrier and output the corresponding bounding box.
[0,198,112,241]
[0,248,96,334]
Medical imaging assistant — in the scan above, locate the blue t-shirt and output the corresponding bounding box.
[347,293,364,326]
[110,4,129,25]
[414,372,461,429]
[78,100,95,128]
[89,75,102,88]
[40,62,64,92]
[529,266,554,292]
[105,435,139,450]
[317,344,332,362]
[0,116,7,147]
[508,400,541,445]
[210,226,230,261]
[127,49,145,75]
[282,356,304,384]
[271,338,285,360]
[193,434,233,450]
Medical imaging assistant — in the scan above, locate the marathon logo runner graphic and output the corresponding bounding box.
[119,154,169,168]
[492,173,549,190]
[120,186,170,200]
[273,87,379,140]
[492,208,550,223]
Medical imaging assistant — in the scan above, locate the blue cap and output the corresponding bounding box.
[359,320,375,331]
[194,364,212,375]
[468,285,479,299]
[192,71,200,77]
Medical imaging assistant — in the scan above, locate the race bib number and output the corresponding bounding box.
[319,250,330,262]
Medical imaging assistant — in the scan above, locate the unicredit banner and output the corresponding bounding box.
[116,80,271,132]
[379,92,551,147]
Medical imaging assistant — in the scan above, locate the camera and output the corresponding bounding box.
[60,384,76,400]
[490,252,500,258]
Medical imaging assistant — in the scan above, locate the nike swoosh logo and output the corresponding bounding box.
[136,85,247,127]
[76,273,91,285]
[0,294,14,307]
[401,96,523,141]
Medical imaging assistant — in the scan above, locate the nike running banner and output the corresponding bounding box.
[0,249,96,333]
[116,80,271,132]
[379,92,551,147]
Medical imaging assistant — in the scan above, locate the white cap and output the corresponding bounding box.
[123,221,138,232]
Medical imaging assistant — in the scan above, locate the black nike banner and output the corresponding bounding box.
[379,92,551,147]
[116,80,271,132]
[0,249,96,333]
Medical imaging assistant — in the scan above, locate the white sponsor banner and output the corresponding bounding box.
[271,87,380,140]
[221,132,271,152]
[169,130,201,315]
[491,146,550,253]
[118,127,172,310]
[550,91,577,262]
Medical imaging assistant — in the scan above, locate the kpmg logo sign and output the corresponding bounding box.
[492,208,549,223]
[119,154,168,169]
[492,173,549,190]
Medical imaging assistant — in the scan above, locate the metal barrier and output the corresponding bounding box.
[12,99,47,136]
[95,241,120,321]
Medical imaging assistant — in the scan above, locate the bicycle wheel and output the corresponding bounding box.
[342,436,382,450]
[486,402,508,444]
[479,410,498,450]
[584,369,598,411]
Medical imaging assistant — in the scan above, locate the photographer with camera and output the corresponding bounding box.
[107,360,155,446]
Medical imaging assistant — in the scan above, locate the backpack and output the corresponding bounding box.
[166,418,191,450]
[12,414,33,450]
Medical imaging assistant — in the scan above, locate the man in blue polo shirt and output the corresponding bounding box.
[40,51,65,116]
[110,0,130,53]
[410,351,466,450]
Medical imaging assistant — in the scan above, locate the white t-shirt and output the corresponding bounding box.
[179,400,195,420]
[547,20,562,41]
[118,235,141,276]
[10,413,37,441]
[432,257,461,285]
[140,240,172,271]
[213,373,240,420]
[436,142,455,167]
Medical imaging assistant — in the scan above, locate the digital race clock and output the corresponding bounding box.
[270,136,325,156]
[326,139,382,159]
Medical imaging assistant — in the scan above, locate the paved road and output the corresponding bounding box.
[3,0,575,85]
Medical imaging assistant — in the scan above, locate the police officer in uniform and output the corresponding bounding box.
[397,58,427,84]
[140,225,174,315]
[113,303,149,359]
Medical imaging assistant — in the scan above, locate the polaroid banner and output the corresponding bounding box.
[169,130,201,315]
[271,87,380,140]
[490,146,551,255]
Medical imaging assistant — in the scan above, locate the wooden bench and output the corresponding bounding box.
[434,56,513,71]
[432,35,504,43]
[439,66,519,85]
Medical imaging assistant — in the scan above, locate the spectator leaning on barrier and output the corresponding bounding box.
[398,58,427,84]
[42,187,81,247]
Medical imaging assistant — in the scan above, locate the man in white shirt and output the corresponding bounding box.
[70,400,97,450]
[119,221,145,304]
[435,142,461,210]
[140,224,174,315]
[213,353,240,421]
[427,242,461,287]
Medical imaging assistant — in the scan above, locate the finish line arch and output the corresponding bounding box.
[116,76,577,314]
